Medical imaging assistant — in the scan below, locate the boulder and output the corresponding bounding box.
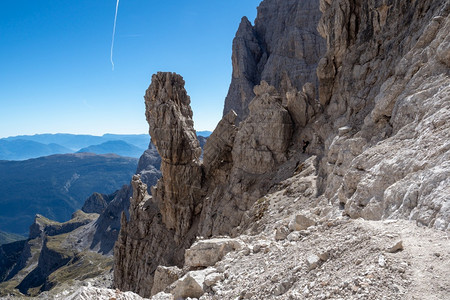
[185,238,243,268]
[170,269,211,300]
[289,212,317,231]
[151,266,183,296]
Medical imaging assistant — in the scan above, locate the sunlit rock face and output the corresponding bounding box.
[223,0,326,122]
[318,0,450,229]
[114,73,203,297]
[113,72,298,297]
[145,72,203,243]
[114,0,450,297]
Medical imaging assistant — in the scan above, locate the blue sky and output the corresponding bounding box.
[0,0,260,138]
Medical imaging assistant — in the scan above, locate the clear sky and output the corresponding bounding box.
[0,0,261,138]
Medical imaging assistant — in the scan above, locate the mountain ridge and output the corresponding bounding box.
[0,153,138,235]
[77,140,146,158]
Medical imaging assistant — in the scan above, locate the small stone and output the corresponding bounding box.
[151,266,183,296]
[386,240,403,253]
[170,270,207,299]
[287,231,301,241]
[241,247,251,256]
[303,286,310,295]
[185,238,242,268]
[338,126,352,136]
[152,292,174,300]
[275,225,290,241]
[378,255,386,267]
[204,273,224,287]
[306,254,321,270]
[253,244,262,253]
[289,212,317,231]
[318,250,330,261]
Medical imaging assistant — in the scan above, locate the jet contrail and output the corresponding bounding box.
[110,0,120,71]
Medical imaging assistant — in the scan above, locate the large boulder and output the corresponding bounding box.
[185,238,243,268]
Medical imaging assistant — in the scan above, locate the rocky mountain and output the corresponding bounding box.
[0,153,138,235]
[0,211,113,297]
[0,143,162,297]
[196,131,212,138]
[223,0,326,122]
[0,130,212,297]
[0,133,211,161]
[77,140,146,158]
[1,0,448,298]
[112,0,449,299]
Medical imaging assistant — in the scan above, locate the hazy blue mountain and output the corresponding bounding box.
[0,231,26,246]
[0,140,72,160]
[102,134,150,150]
[0,153,138,235]
[197,130,212,137]
[77,140,146,158]
[3,134,150,151]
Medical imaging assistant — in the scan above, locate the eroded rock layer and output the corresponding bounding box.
[318,0,450,229]
[114,73,204,297]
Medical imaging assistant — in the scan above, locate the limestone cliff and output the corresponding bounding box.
[114,73,204,296]
[317,0,450,229]
[113,0,449,297]
[114,71,301,297]
[223,0,326,122]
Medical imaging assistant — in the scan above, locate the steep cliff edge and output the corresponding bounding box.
[113,0,449,298]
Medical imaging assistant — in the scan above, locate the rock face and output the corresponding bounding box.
[114,72,298,296]
[114,73,204,297]
[81,192,116,214]
[232,81,293,175]
[318,0,450,229]
[145,72,203,244]
[89,143,162,255]
[114,176,173,296]
[223,0,326,122]
[114,0,450,297]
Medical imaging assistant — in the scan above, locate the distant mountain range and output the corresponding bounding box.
[77,140,146,158]
[2,134,150,151]
[0,132,211,160]
[196,131,212,137]
[0,153,138,235]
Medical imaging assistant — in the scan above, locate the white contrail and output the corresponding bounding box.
[110,0,120,71]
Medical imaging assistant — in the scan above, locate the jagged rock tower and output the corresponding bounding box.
[223,0,326,122]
